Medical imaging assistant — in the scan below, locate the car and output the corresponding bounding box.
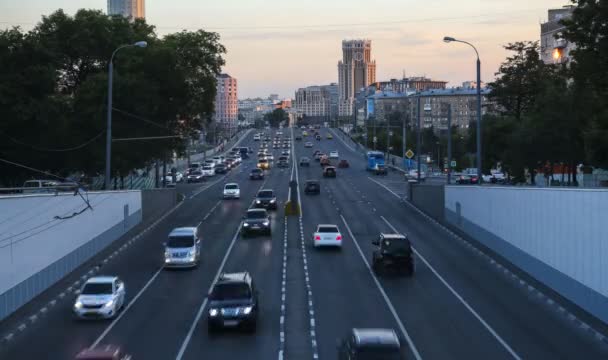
[374,164,388,175]
[300,157,311,167]
[249,168,264,180]
[455,174,476,184]
[273,143,280,149]
[315,134,321,141]
[372,233,414,276]
[304,180,320,194]
[312,224,342,248]
[254,189,278,210]
[73,276,126,319]
[74,345,132,360]
[257,159,270,170]
[201,165,215,177]
[277,131,283,135]
[320,156,331,167]
[242,208,271,236]
[338,328,403,360]
[281,150,290,156]
[329,151,339,159]
[163,227,201,268]
[253,134,261,141]
[186,170,205,183]
[323,166,336,177]
[223,183,240,199]
[277,159,289,168]
[283,143,290,149]
[315,153,325,161]
[406,169,426,182]
[214,164,227,174]
[212,156,224,165]
[266,154,274,161]
[302,131,309,136]
[164,171,184,184]
[295,135,302,140]
[207,272,259,333]
[304,142,313,148]
[338,159,349,168]
[326,133,333,139]
[186,162,203,175]
[224,158,235,169]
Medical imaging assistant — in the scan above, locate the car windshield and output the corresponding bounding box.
[225,184,238,190]
[203,166,212,170]
[318,226,338,233]
[211,283,251,300]
[258,190,274,198]
[251,169,262,174]
[247,211,267,219]
[259,160,268,164]
[190,170,202,175]
[81,282,113,295]
[168,236,194,248]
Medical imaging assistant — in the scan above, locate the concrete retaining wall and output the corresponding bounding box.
[0,191,141,321]
[445,186,608,323]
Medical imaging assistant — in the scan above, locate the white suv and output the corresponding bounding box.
[312,224,343,248]
[202,165,215,177]
[223,183,240,199]
[329,151,339,159]
[73,276,126,319]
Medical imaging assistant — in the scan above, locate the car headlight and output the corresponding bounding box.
[164,251,171,258]
[103,299,115,308]
[187,250,195,258]
[262,221,270,226]
[256,200,261,204]
[74,301,83,309]
[242,306,253,315]
[209,308,219,317]
[243,222,249,227]
[270,199,276,203]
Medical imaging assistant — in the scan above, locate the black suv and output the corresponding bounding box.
[242,209,271,236]
[338,328,403,359]
[304,180,320,195]
[372,233,414,276]
[277,157,289,168]
[207,272,258,333]
[249,168,264,180]
[254,189,277,210]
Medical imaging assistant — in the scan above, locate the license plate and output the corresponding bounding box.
[223,320,239,326]
[252,225,260,229]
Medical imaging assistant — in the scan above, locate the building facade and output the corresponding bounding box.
[541,5,575,64]
[215,74,238,135]
[107,0,145,19]
[294,86,331,122]
[338,40,376,117]
[372,77,447,93]
[238,96,276,126]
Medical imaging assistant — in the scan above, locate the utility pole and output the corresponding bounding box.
[416,96,422,182]
[447,104,452,185]
[402,112,407,169]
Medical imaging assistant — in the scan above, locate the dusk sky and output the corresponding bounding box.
[2,0,569,98]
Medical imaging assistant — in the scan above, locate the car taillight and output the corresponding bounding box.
[336,235,342,241]
[315,235,321,241]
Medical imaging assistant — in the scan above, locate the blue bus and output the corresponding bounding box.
[366,151,385,171]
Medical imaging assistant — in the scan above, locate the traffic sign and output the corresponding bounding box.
[389,131,393,136]
[405,149,414,159]
[451,160,457,167]
[373,136,377,143]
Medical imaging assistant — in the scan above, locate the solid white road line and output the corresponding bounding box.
[175,223,243,360]
[340,214,423,360]
[367,176,402,199]
[380,216,522,360]
[330,128,357,153]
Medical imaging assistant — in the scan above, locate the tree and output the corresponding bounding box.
[265,108,288,128]
[488,41,546,121]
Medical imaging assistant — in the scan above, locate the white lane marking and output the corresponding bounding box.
[330,128,357,152]
[380,216,521,360]
[368,176,402,200]
[175,223,243,360]
[340,214,423,360]
[90,267,163,349]
[189,174,229,199]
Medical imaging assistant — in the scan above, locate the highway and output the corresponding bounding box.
[1,128,607,359]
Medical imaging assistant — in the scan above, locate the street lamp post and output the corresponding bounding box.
[105,41,148,190]
[443,36,482,184]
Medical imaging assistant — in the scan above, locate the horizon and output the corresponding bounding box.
[1,0,569,99]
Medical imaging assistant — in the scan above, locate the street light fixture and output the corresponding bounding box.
[105,41,148,190]
[443,35,482,184]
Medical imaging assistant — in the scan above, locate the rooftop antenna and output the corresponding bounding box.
[402,69,406,79]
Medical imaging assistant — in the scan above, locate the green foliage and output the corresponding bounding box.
[264,108,288,128]
[0,9,225,186]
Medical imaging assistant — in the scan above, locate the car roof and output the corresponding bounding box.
[380,233,408,240]
[306,179,319,183]
[217,271,251,285]
[85,276,117,284]
[75,345,123,359]
[258,188,274,193]
[325,166,336,170]
[169,227,197,237]
[225,183,239,187]
[247,208,267,214]
[352,328,400,347]
[317,224,338,228]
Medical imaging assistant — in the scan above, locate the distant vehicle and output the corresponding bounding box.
[374,164,388,176]
[276,131,283,136]
[257,159,270,170]
[300,157,311,167]
[22,179,62,194]
[338,159,349,168]
[164,227,201,268]
[323,166,336,178]
[204,160,216,167]
[366,151,385,171]
[338,328,403,360]
[304,180,320,194]
[212,156,223,165]
[223,183,240,199]
[201,165,215,177]
[320,156,330,167]
[266,154,274,162]
[372,233,414,276]
[277,159,289,168]
[312,224,342,248]
[315,134,321,141]
[326,133,333,139]
[295,135,302,140]
[214,164,227,174]
[165,172,184,184]
[254,189,277,210]
[187,162,203,175]
[329,151,339,159]
[281,150,290,156]
[74,345,132,360]
[249,168,264,180]
[253,134,261,141]
[207,272,258,333]
[242,208,271,236]
[73,276,125,319]
[303,131,309,136]
[187,170,205,183]
[406,169,426,182]
[315,152,325,161]
[304,142,313,148]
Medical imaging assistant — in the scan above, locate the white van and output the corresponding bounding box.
[22,179,61,194]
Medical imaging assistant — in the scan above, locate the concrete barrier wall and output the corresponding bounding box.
[0,191,141,320]
[445,186,608,323]
[411,184,445,221]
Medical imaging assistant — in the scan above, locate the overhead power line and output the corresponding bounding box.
[1,130,105,152]
[112,107,171,130]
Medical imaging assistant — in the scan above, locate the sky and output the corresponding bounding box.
[1,0,570,99]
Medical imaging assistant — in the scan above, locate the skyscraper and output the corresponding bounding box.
[215,74,238,136]
[108,0,145,19]
[338,39,376,117]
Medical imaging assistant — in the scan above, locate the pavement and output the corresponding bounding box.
[1,128,607,359]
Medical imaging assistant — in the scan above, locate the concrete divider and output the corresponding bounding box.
[0,191,142,321]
